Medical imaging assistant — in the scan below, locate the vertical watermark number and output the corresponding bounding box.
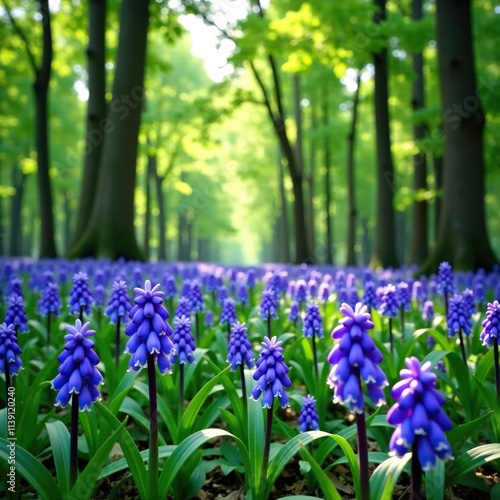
[6,386,16,493]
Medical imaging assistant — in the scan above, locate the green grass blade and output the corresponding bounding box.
[46,420,71,494]
[247,399,265,497]
[425,458,445,500]
[370,454,411,500]
[0,438,62,500]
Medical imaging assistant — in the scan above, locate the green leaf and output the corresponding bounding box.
[79,408,98,457]
[46,421,71,495]
[0,438,62,500]
[445,444,500,488]
[370,454,412,500]
[247,398,265,497]
[158,428,236,498]
[94,402,149,500]
[69,418,125,499]
[446,410,494,448]
[425,458,445,500]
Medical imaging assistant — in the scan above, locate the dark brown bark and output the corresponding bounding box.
[63,192,72,254]
[9,164,26,256]
[322,93,333,265]
[154,169,167,261]
[346,73,362,266]
[144,150,155,260]
[69,0,149,260]
[433,151,443,239]
[70,0,107,248]
[421,0,497,272]
[277,154,290,262]
[371,0,399,268]
[409,0,428,265]
[305,88,316,259]
[177,212,192,261]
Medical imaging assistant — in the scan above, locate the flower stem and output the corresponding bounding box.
[239,363,247,409]
[312,330,319,381]
[47,312,51,346]
[70,393,79,488]
[444,290,449,321]
[267,315,271,338]
[389,318,394,356]
[411,442,423,499]
[262,401,274,485]
[4,360,11,407]
[195,312,200,344]
[400,308,405,340]
[79,306,84,322]
[458,328,467,365]
[227,321,231,343]
[179,362,185,420]
[147,353,159,499]
[355,410,370,500]
[494,337,500,401]
[115,317,121,368]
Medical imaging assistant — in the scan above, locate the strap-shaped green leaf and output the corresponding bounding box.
[46,420,71,495]
[370,454,411,500]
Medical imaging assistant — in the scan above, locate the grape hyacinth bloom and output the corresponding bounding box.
[362,281,377,312]
[175,297,191,319]
[227,321,254,403]
[378,284,399,355]
[288,300,300,325]
[7,277,23,298]
[236,283,249,306]
[125,280,174,499]
[294,279,308,306]
[303,301,324,379]
[422,300,434,328]
[438,262,454,318]
[260,289,278,337]
[68,272,94,320]
[447,293,472,364]
[220,297,237,339]
[298,394,319,432]
[397,282,411,337]
[37,282,61,345]
[105,280,132,366]
[327,302,387,500]
[0,322,23,404]
[204,309,214,327]
[412,280,427,306]
[52,319,103,486]
[250,336,292,481]
[5,294,29,334]
[480,301,500,397]
[387,357,453,498]
[217,285,228,306]
[189,280,204,342]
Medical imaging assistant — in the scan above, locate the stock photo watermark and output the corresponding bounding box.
[6,384,16,493]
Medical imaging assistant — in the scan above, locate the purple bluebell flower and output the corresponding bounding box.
[105,280,132,324]
[412,280,427,306]
[288,300,300,323]
[437,262,454,294]
[462,289,475,317]
[204,310,214,327]
[124,280,174,375]
[378,284,399,318]
[132,267,143,288]
[5,294,29,333]
[387,357,453,470]
[337,286,348,307]
[52,319,103,411]
[189,280,204,313]
[307,279,318,298]
[206,273,218,293]
[7,277,23,298]
[294,279,308,305]
[175,297,191,319]
[227,321,254,371]
[237,283,249,306]
[38,282,61,318]
[170,315,196,364]
[447,294,472,337]
[93,285,106,308]
[335,270,346,290]
[163,273,177,300]
[480,301,500,348]
[473,282,485,307]
[68,272,94,317]
[0,323,23,376]
[303,301,323,339]
[397,282,411,312]
[348,287,360,309]
[327,303,388,413]
[260,289,278,321]
[250,336,291,408]
[180,280,191,299]
[220,297,237,327]
[217,285,228,306]
[362,281,377,311]
[298,394,319,432]
[422,300,434,323]
[246,269,256,289]
[318,282,330,303]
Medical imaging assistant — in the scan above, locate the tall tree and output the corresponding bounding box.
[371,0,399,268]
[322,90,334,265]
[4,0,57,257]
[69,0,149,259]
[422,0,497,271]
[409,0,428,265]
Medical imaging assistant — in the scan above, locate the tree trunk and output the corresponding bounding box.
[63,192,72,254]
[433,151,443,240]
[371,0,399,268]
[9,164,26,256]
[154,169,167,261]
[322,92,333,265]
[277,154,290,262]
[346,73,362,266]
[144,150,155,260]
[422,0,497,272]
[409,0,429,265]
[70,0,107,249]
[35,0,57,257]
[68,0,149,260]
[306,90,316,260]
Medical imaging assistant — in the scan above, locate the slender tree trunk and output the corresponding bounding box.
[35,0,57,257]
[422,0,497,272]
[306,91,316,259]
[63,192,72,254]
[155,170,167,261]
[409,0,429,265]
[433,151,443,240]
[371,0,399,268]
[346,73,362,266]
[70,0,106,249]
[322,93,333,265]
[277,155,290,262]
[9,164,25,256]
[144,150,155,260]
[69,0,149,260]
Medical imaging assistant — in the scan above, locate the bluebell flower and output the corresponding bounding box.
[170,315,196,364]
[303,301,323,338]
[250,336,291,408]
[397,282,411,312]
[387,357,453,470]
[412,280,427,306]
[189,280,204,313]
[318,282,330,303]
[437,262,454,294]
[7,277,23,298]
[294,279,308,305]
[132,267,143,288]
[52,320,103,411]
[206,273,218,293]
[348,287,360,309]
[298,394,319,432]
[217,285,228,306]
[422,300,435,323]
[204,310,214,327]
[0,323,23,376]
[462,289,475,317]
[247,269,256,289]
[68,272,94,316]
[447,294,472,336]
[37,282,61,318]
[288,300,300,323]
[362,281,377,310]
[378,284,399,318]
[227,321,254,371]
[180,280,192,298]
[236,283,249,306]
[124,280,174,375]
[5,294,29,333]
[260,289,278,321]
[307,279,318,298]
[480,301,500,347]
[337,286,348,307]
[220,297,237,326]
[327,303,388,413]
[175,297,191,319]
[163,273,177,300]
[94,285,106,308]
[105,280,132,324]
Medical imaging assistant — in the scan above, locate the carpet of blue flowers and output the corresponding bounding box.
[0,258,499,499]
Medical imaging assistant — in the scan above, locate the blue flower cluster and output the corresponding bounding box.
[298,394,319,432]
[480,300,500,347]
[302,301,323,338]
[5,294,29,333]
[68,272,94,316]
[0,323,23,376]
[105,280,132,324]
[170,315,196,364]
[227,321,254,371]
